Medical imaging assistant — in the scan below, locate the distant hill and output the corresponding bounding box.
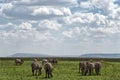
[80,53,120,58]
[10,53,50,57]
[9,53,120,58]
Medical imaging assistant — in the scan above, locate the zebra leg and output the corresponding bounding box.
[38,68,41,75]
[32,68,34,76]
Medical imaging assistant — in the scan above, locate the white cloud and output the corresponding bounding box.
[62,30,73,38]
[79,0,120,21]
[18,22,32,30]
[62,27,80,38]
[3,5,71,20]
[0,22,56,46]
[0,3,13,17]
[1,0,73,20]
[32,7,63,16]
[63,12,106,25]
[109,7,120,19]
[38,20,62,31]
[80,1,91,9]
[32,7,71,16]
[62,11,120,42]
[95,27,120,34]
[34,31,55,41]
[80,0,118,14]
[61,7,72,16]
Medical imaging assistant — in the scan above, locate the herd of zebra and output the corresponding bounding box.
[15,58,102,78]
[79,60,101,76]
[15,58,57,78]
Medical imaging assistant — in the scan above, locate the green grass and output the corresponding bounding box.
[0,59,120,80]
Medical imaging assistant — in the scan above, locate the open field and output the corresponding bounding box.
[0,58,120,80]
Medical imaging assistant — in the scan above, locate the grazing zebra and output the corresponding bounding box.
[44,62,53,78]
[95,62,101,75]
[79,61,88,75]
[42,59,48,65]
[31,59,42,76]
[15,58,24,65]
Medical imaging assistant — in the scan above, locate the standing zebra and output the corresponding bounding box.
[44,61,53,78]
[31,59,42,76]
[15,58,24,65]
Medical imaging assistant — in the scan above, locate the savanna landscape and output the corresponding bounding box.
[0,58,120,80]
[1,0,120,80]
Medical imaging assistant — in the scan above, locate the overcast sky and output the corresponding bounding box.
[0,0,120,57]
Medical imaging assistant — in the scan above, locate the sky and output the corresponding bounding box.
[0,0,120,57]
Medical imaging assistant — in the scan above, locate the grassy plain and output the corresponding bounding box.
[0,58,120,80]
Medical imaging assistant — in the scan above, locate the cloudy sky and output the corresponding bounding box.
[0,0,120,57]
